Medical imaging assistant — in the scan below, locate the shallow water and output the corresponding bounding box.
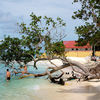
[0,64,100,100]
[0,64,50,100]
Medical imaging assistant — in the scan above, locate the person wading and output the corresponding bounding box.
[6,69,11,81]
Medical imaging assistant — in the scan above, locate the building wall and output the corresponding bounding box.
[65,51,100,57]
[65,48,91,51]
[95,51,100,56]
[40,51,100,58]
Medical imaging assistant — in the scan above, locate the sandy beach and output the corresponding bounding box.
[26,57,100,100]
[0,57,100,100]
[33,79,100,100]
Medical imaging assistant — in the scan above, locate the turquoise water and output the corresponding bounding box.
[0,64,50,100]
[1,64,100,100]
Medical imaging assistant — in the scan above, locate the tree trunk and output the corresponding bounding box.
[14,58,100,81]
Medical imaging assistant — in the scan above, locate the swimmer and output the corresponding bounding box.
[21,65,28,75]
[6,69,11,81]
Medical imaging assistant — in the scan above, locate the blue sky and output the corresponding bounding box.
[0,0,84,41]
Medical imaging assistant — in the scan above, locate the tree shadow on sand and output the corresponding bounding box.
[88,80,100,82]
[88,93,100,100]
[57,85,100,100]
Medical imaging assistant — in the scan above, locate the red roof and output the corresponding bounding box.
[63,41,91,49]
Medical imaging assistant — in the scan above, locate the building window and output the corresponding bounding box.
[76,48,78,51]
[85,48,88,50]
[72,48,74,50]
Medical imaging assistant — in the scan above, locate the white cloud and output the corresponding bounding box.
[0,0,80,17]
[0,0,82,40]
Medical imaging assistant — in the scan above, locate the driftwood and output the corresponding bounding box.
[34,58,100,80]
[13,57,100,81]
[13,63,70,77]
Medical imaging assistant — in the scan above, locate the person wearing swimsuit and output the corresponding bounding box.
[21,65,27,75]
[6,69,11,81]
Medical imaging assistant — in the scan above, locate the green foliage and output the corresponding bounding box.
[51,41,65,56]
[45,41,65,56]
[0,13,66,66]
[18,12,66,57]
[72,0,100,55]
[0,36,22,62]
[0,36,32,65]
[72,0,100,23]
[75,22,100,44]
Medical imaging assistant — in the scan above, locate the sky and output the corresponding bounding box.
[0,0,84,41]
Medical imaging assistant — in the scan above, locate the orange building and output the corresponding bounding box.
[41,41,100,58]
[63,41,94,57]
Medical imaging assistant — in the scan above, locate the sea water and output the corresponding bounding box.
[0,63,52,100]
[1,63,100,100]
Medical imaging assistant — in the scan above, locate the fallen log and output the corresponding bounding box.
[13,57,100,81]
[15,63,70,78]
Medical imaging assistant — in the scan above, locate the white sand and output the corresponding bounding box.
[27,59,63,68]
[27,57,100,100]
[33,80,100,100]
[27,56,91,67]
[66,56,91,64]
[34,79,100,100]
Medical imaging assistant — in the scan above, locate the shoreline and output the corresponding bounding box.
[0,57,100,100]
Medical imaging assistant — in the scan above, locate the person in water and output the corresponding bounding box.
[13,65,28,76]
[6,69,11,81]
[21,65,28,75]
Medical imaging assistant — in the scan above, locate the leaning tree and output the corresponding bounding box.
[0,13,67,72]
[18,12,66,68]
[17,12,100,80]
[0,12,100,81]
